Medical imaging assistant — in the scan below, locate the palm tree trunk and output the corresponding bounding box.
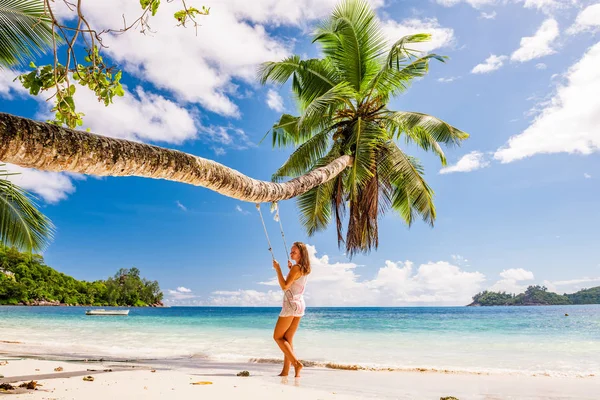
[0,112,352,203]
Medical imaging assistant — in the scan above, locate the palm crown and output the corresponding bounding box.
[259,0,468,256]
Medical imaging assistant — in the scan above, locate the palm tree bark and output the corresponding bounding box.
[0,113,352,203]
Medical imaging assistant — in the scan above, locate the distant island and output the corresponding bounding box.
[468,285,600,306]
[0,246,163,307]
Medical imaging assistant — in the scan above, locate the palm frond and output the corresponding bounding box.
[346,118,382,199]
[264,114,303,149]
[378,142,435,226]
[258,56,340,107]
[314,0,387,92]
[271,126,334,182]
[297,81,355,133]
[384,111,469,165]
[0,0,54,68]
[365,53,446,101]
[386,34,443,68]
[0,165,54,252]
[295,143,345,236]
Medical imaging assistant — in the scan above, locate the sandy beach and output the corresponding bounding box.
[1,354,598,400]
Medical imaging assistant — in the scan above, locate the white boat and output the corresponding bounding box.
[85,309,130,316]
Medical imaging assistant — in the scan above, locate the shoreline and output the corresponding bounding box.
[1,352,598,399]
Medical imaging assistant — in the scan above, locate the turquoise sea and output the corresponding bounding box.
[1,305,599,377]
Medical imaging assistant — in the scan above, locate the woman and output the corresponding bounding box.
[272,241,311,378]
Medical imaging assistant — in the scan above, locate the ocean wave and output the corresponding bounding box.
[246,357,598,378]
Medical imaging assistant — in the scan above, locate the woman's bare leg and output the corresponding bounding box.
[279,317,301,376]
[273,317,303,377]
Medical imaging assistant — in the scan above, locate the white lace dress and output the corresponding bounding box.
[279,274,308,317]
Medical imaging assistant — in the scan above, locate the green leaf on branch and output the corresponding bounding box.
[174,6,210,26]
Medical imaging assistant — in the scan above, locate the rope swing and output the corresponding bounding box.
[256,202,289,262]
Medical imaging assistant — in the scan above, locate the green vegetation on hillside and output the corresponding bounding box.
[469,285,600,306]
[0,246,163,306]
[566,286,600,304]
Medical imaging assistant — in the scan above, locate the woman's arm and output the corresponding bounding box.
[273,261,301,291]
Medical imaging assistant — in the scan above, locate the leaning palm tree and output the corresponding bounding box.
[259,0,468,256]
[0,164,55,252]
[0,0,53,68]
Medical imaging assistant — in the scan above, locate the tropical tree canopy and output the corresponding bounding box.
[259,0,469,256]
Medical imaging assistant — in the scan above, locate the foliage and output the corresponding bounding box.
[259,0,468,256]
[470,290,514,306]
[0,0,53,68]
[0,164,54,252]
[470,285,600,306]
[566,286,600,305]
[0,245,163,306]
[0,0,208,128]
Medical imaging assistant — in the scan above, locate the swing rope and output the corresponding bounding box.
[256,202,289,262]
[255,203,275,260]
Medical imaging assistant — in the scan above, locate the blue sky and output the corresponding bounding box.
[1,0,599,306]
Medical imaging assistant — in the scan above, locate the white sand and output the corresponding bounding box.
[1,357,598,399]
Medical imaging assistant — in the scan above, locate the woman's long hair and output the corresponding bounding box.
[294,242,311,276]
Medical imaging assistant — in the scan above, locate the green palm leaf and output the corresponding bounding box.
[0,165,55,252]
[297,81,355,133]
[384,111,469,165]
[378,142,435,226]
[295,143,345,235]
[314,0,386,92]
[258,56,340,107]
[271,126,334,182]
[346,118,382,198]
[0,0,54,68]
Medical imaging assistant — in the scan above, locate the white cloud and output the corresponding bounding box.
[207,245,486,306]
[488,268,535,294]
[544,276,600,294]
[71,85,198,145]
[200,125,254,149]
[584,173,592,179]
[0,69,28,99]
[49,0,388,119]
[266,89,285,112]
[471,54,507,74]
[436,0,573,13]
[436,0,496,8]
[165,286,198,302]
[3,163,79,204]
[176,201,188,211]
[439,151,490,174]
[520,0,572,13]
[1,69,199,146]
[213,147,226,156]
[495,42,600,163]
[380,18,455,53]
[451,254,469,265]
[510,19,559,62]
[536,62,547,69]
[500,268,535,281]
[235,205,250,215]
[438,76,460,83]
[567,4,600,34]
[52,1,289,117]
[479,11,497,19]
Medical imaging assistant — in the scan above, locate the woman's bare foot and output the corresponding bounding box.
[278,371,289,377]
[294,361,303,378]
